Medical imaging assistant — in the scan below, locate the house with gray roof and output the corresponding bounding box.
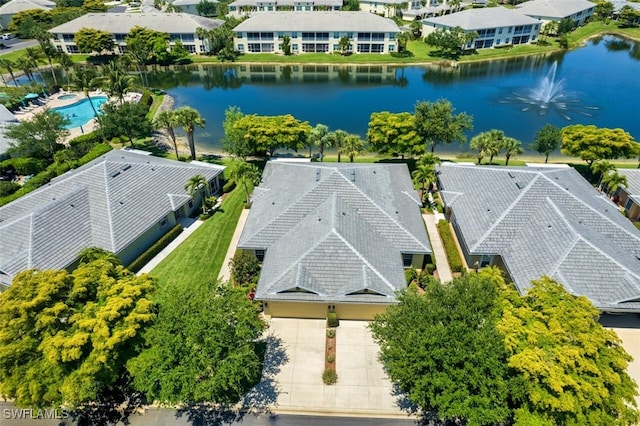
[0,104,18,160]
[233,11,400,54]
[0,150,225,289]
[0,0,54,29]
[227,0,341,17]
[170,0,217,15]
[238,161,431,320]
[616,169,640,221]
[516,0,594,26]
[437,163,640,313]
[422,7,541,49]
[48,13,223,55]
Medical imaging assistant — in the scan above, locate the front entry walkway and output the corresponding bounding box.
[422,213,453,283]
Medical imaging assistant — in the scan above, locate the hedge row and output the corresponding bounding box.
[0,157,49,175]
[127,224,183,273]
[437,220,463,273]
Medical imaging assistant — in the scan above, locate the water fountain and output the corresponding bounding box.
[499,61,598,120]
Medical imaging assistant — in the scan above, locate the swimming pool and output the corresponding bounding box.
[51,96,108,129]
[58,94,77,100]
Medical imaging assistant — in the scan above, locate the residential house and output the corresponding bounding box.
[227,0,341,17]
[0,0,54,30]
[48,13,223,54]
[437,163,640,313]
[171,0,218,15]
[0,104,18,160]
[515,0,595,27]
[0,149,225,290]
[233,11,401,54]
[616,169,640,221]
[238,162,431,320]
[358,0,419,18]
[422,7,541,49]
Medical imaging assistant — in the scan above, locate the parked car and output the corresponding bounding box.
[1,33,16,40]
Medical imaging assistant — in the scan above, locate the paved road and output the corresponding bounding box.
[0,403,417,426]
[0,38,38,55]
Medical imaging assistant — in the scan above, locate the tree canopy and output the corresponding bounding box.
[74,27,115,54]
[222,106,253,160]
[414,99,473,153]
[6,109,69,161]
[366,111,423,158]
[530,123,562,163]
[424,26,477,58]
[0,260,156,408]
[127,280,266,405]
[233,114,311,157]
[98,101,153,145]
[561,124,639,169]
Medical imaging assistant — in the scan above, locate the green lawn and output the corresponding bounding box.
[149,185,246,290]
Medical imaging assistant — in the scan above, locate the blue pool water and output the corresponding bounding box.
[52,96,108,129]
[58,94,77,100]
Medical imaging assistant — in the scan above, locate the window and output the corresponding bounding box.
[402,253,413,267]
[248,43,261,52]
[292,32,298,39]
[292,44,298,51]
[498,28,503,34]
[255,249,265,262]
[278,32,285,39]
[357,32,371,41]
[333,32,340,38]
[160,217,168,228]
[371,32,384,41]
[625,198,634,211]
[371,43,384,53]
[333,44,339,50]
[237,43,244,51]
[389,33,395,40]
[388,44,394,52]
[496,39,501,44]
[62,34,74,42]
[357,43,370,53]
[184,44,196,53]
[480,254,491,267]
[66,45,79,53]
[236,32,243,38]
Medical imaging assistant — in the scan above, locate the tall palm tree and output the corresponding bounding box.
[70,65,99,116]
[501,137,524,166]
[174,106,206,160]
[602,171,628,197]
[24,47,42,75]
[15,56,34,82]
[96,59,136,103]
[326,129,348,162]
[470,130,504,165]
[412,164,435,203]
[227,160,260,204]
[592,160,615,190]
[56,53,74,88]
[0,58,18,86]
[341,134,366,162]
[308,123,329,160]
[154,110,180,160]
[184,174,209,214]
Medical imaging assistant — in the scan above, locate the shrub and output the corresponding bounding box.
[199,213,210,220]
[322,369,338,385]
[139,90,153,113]
[244,202,252,209]
[425,263,436,275]
[327,355,334,363]
[223,180,236,193]
[127,224,183,272]
[1,157,49,175]
[405,267,418,284]
[76,143,112,165]
[326,329,335,339]
[0,181,20,196]
[69,133,103,156]
[229,249,261,286]
[437,220,463,273]
[327,312,339,328]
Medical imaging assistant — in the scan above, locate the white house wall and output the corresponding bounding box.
[51,32,208,55]
[422,21,541,49]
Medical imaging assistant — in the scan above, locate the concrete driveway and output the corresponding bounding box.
[601,314,640,408]
[262,318,406,417]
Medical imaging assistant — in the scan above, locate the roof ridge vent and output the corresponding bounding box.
[316,168,321,181]
[350,169,356,182]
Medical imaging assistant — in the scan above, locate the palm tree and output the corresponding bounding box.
[174,107,206,160]
[77,246,121,265]
[24,47,42,75]
[308,123,329,160]
[412,164,435,203]
[326,129,348,162]
[341,134,366,162]
[417,152,441,168]
[184,174,209,214]
[56,53,74,88]
[602,171,628,198]
[0,58,18,86]
[154,110,180,160]
[70,65,99,116]
[470,130,504,165]
[15,56,34,82]
[501,137,524,166]
[227,160,260,204]
[592,160,615,190]
[96,59,136,103]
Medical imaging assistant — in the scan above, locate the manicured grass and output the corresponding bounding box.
[147,93,164,119]
[149,185,246,290]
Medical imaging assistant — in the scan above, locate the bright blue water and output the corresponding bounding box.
[58,94,78,100]
[52,96,108,129]
[158,35,639,153]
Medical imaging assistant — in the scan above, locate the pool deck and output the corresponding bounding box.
[14,90,140,142]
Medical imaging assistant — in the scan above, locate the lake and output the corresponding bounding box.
[153,35,640,153]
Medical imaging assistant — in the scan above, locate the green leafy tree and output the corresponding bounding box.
[499,276,639,425]
[0,259,156,408]
[414,99,473,153]
[397,31,410,52]
[308,123,330,160]
[6,109,69,161]
[233,114,311,158]
[595,1,614,20]
[127,280,265,405]
[367,111,423,158]
[74,27,115,54]
[282,35,292,55]
[98,101,153,145]
[126,26,170,85]
[222,106,252,160]
[174,106,206,160]
[424,26,477,58]
[338,35,351,55]
[229,249,261,286]
[154,110,180,160]
[619,5,640,26]
[501,137,523,166]
[410,20,422,39]
[530,123,561,163]
[196,0,217,16]
[342,0,360,11]
[340,133,366,162]
[561,124,639,169]
[226,159,260,204]
[82,0,108,12]
[370,271,513,426]
[325,129,348,162]
[557,17,575,35]
[77,246,121,265]
[185,174,209,214]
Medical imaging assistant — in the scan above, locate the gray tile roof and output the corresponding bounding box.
[0,0,54,14]
[48,13,223,35]
[618,169,640,207]
[515,0,595,19]
[437,163,640,312]
[239,162,431,304]
[422,7,540,30]
[0,150,224,281]
[229,0,341,7]
[232,11,401,32]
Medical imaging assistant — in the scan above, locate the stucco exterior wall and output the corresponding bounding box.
[117,212,178,266]
[422,21,541,49]
[263,300,389,320]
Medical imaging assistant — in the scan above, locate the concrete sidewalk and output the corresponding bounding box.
[422,213,453,283]
[218,208,251,282]
[136,218,203,275]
